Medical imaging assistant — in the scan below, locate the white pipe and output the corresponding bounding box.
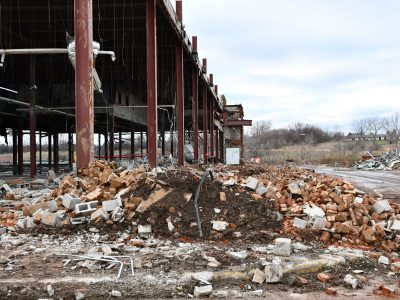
[0,48,68,55]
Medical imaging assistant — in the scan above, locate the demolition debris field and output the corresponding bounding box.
[0,162,400,299]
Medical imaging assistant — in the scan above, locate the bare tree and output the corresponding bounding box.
[383,112,400,151]
[250,120,272,140]
[352,118,368,140]
[366,117,384,150]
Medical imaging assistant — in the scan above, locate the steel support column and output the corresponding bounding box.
[48,133,52,169]
[97,133,101,158]
[104,132,108,159]
[109,114,114,160]
[240,126,244,160]
[140,132,144,156]
[202,84,208,163]
[220,130,224,162]
[12,129,17,175]
[146,0,158,167]
[39,131,42,168]
[74,0,94,169]
[215,128,219,162]
[54,132,59,172]
[17,120,23,175]
[69,133,73,167]
[192,37,199,162]
[176,0,184,166]
[119,131,122,160]
[161,131,165,156]
[29,57,36,178]
[209,99,214,162]
[130,126,135,159]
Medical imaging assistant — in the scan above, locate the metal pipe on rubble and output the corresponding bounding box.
[74,0,94,169]
[194,170,214,237]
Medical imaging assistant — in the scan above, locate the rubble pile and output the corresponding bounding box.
[0,161,172,229]
[354,151,400,170]
[216,165,400,251]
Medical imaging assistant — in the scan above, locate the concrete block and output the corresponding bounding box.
[293,217,308,229]
[90,208,109,221]
[211,221,229,232]
[390,220,400,231]
[16,218,27,229]
[264,263,283,283]
[26,217,36,228]
[252,268,266,284]
[75,201,98,216]
[111,207,124,223]
[343,274,358,289]
[353,197,364,204]
[70,217,87,225]
[194,285,213,297]
[288,181,303,196]
[48,200,58,213]
[102,198,122,212]
[378,256,390,265]
[245,177,259,190]
[41,211,61,226]
[273,238,291,256]
[0,227,6,235]
[138,224,152,238]
[256,184,268,196]
[373,200,392,214]
[62,194,81,210]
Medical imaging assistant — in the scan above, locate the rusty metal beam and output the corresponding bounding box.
[176,0,184,166]
[109,114,115,160]
[48,133,52,169]
[215,128,219,162]
[74,0,94,169]
[54,132,59,172]
[202,84,208,163]
[146,0,158,167]
[12,129,17,175]
[192,40,199,162]
[209,98,214,162]
[18,120,23,175]
[131,125,135,158]
[119,131,122,160]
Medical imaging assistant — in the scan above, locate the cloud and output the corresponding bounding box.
[174,0,400,131]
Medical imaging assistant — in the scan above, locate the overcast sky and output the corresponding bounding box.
[174,0,400,132]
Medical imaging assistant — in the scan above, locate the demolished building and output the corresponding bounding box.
[0,0,228,176]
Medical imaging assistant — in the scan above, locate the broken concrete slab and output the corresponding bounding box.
[194,285,213,297]
[41,211,61,226]
[102,198,122,212]
[211,221,229,232]
[90,208,109,221]
[273,238,291,257]
[136,184,172,213]
[245,176,259,190]
[264,263,283,283]
[138,224,152,239]
[252,268,265,284]
[373,200,392,214]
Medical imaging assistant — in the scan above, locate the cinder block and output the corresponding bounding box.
[75,201,98,216]
[245,177,259,190]
[102,198,122,212]
[62,194,81,210]
[48,200,58,212]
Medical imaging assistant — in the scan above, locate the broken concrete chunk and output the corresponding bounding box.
[41,211,61,226]
[47,170,56,182]
[293,217,307,229]
[245,177,259,190]
[288,181,303,196]
[378,255,390,265]
[90,208,109,221]
[102,198,122,212]
[343,274,359,289]
[211,220,229,232]
[75,292,85,300]
[252,268,266,284]
[227,250,248,260]
[166,216,175,232]
[373,200,392,214]
[273,238,291,256]
[194,285,213,297]
[138,224,152,238]
[264,263,283,283]
[303,203,325,218]
[222,179,236,187]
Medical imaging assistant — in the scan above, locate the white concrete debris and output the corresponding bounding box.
[343,274,359,289]
[288,181,303,196]
[111,290,122,297]
[293,217,308,229]
[75,292,85,300]
[303,203,325,218]
[166,216,175,232]
[264,263,283,283]
[378,255,390,265]
[252,268,266,284]
[373,200,392,214]
[273,238,291,257]
[47,284,54,297]
[245,177,259,190]
[62,194,81,210]
[353,197,364,204]
[102,198,122,212]
[194,285,213,297]
[211,221,229,232]
[138,224,152,239]
[227,250,248,260]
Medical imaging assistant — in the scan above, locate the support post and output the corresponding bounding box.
[119,131,122,160]
[104,132,108,159]
[240,126,244,160]
[29,57,36,178]
[215,128,219,162]
[54,131,59,172]
[97,133,101,158]
[74,0,94,169]
[12,128,17,175]
[140,132,144,156]
[220,130,224,162]
[161,131,165,156]
[209,100,214,162]
[17,120,23,175]
[130,125,135,159]
[69,133,73,167]
[39,131,42,168]
[176,0,184,166]
[146,0,158,167]
[109,114,114,160]
[48,133,52,169]
[202,84,208,163]
[192,37,199,162]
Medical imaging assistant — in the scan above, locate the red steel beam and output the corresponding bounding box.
[74,0,94,169]
[192,37,199,162]
[146,0,158,167]
[209,98,214,162]
[119,131,122,160]
[176,0,184,165]
[12,129,17,175]
[131,125,135,158]
[202,84,208,163]
[215,128,219,162]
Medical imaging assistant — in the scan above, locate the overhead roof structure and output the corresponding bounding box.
[0,0,225,176]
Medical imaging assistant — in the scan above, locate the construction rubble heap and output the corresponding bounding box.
[354,151,400,171]
[1,162,400,298]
